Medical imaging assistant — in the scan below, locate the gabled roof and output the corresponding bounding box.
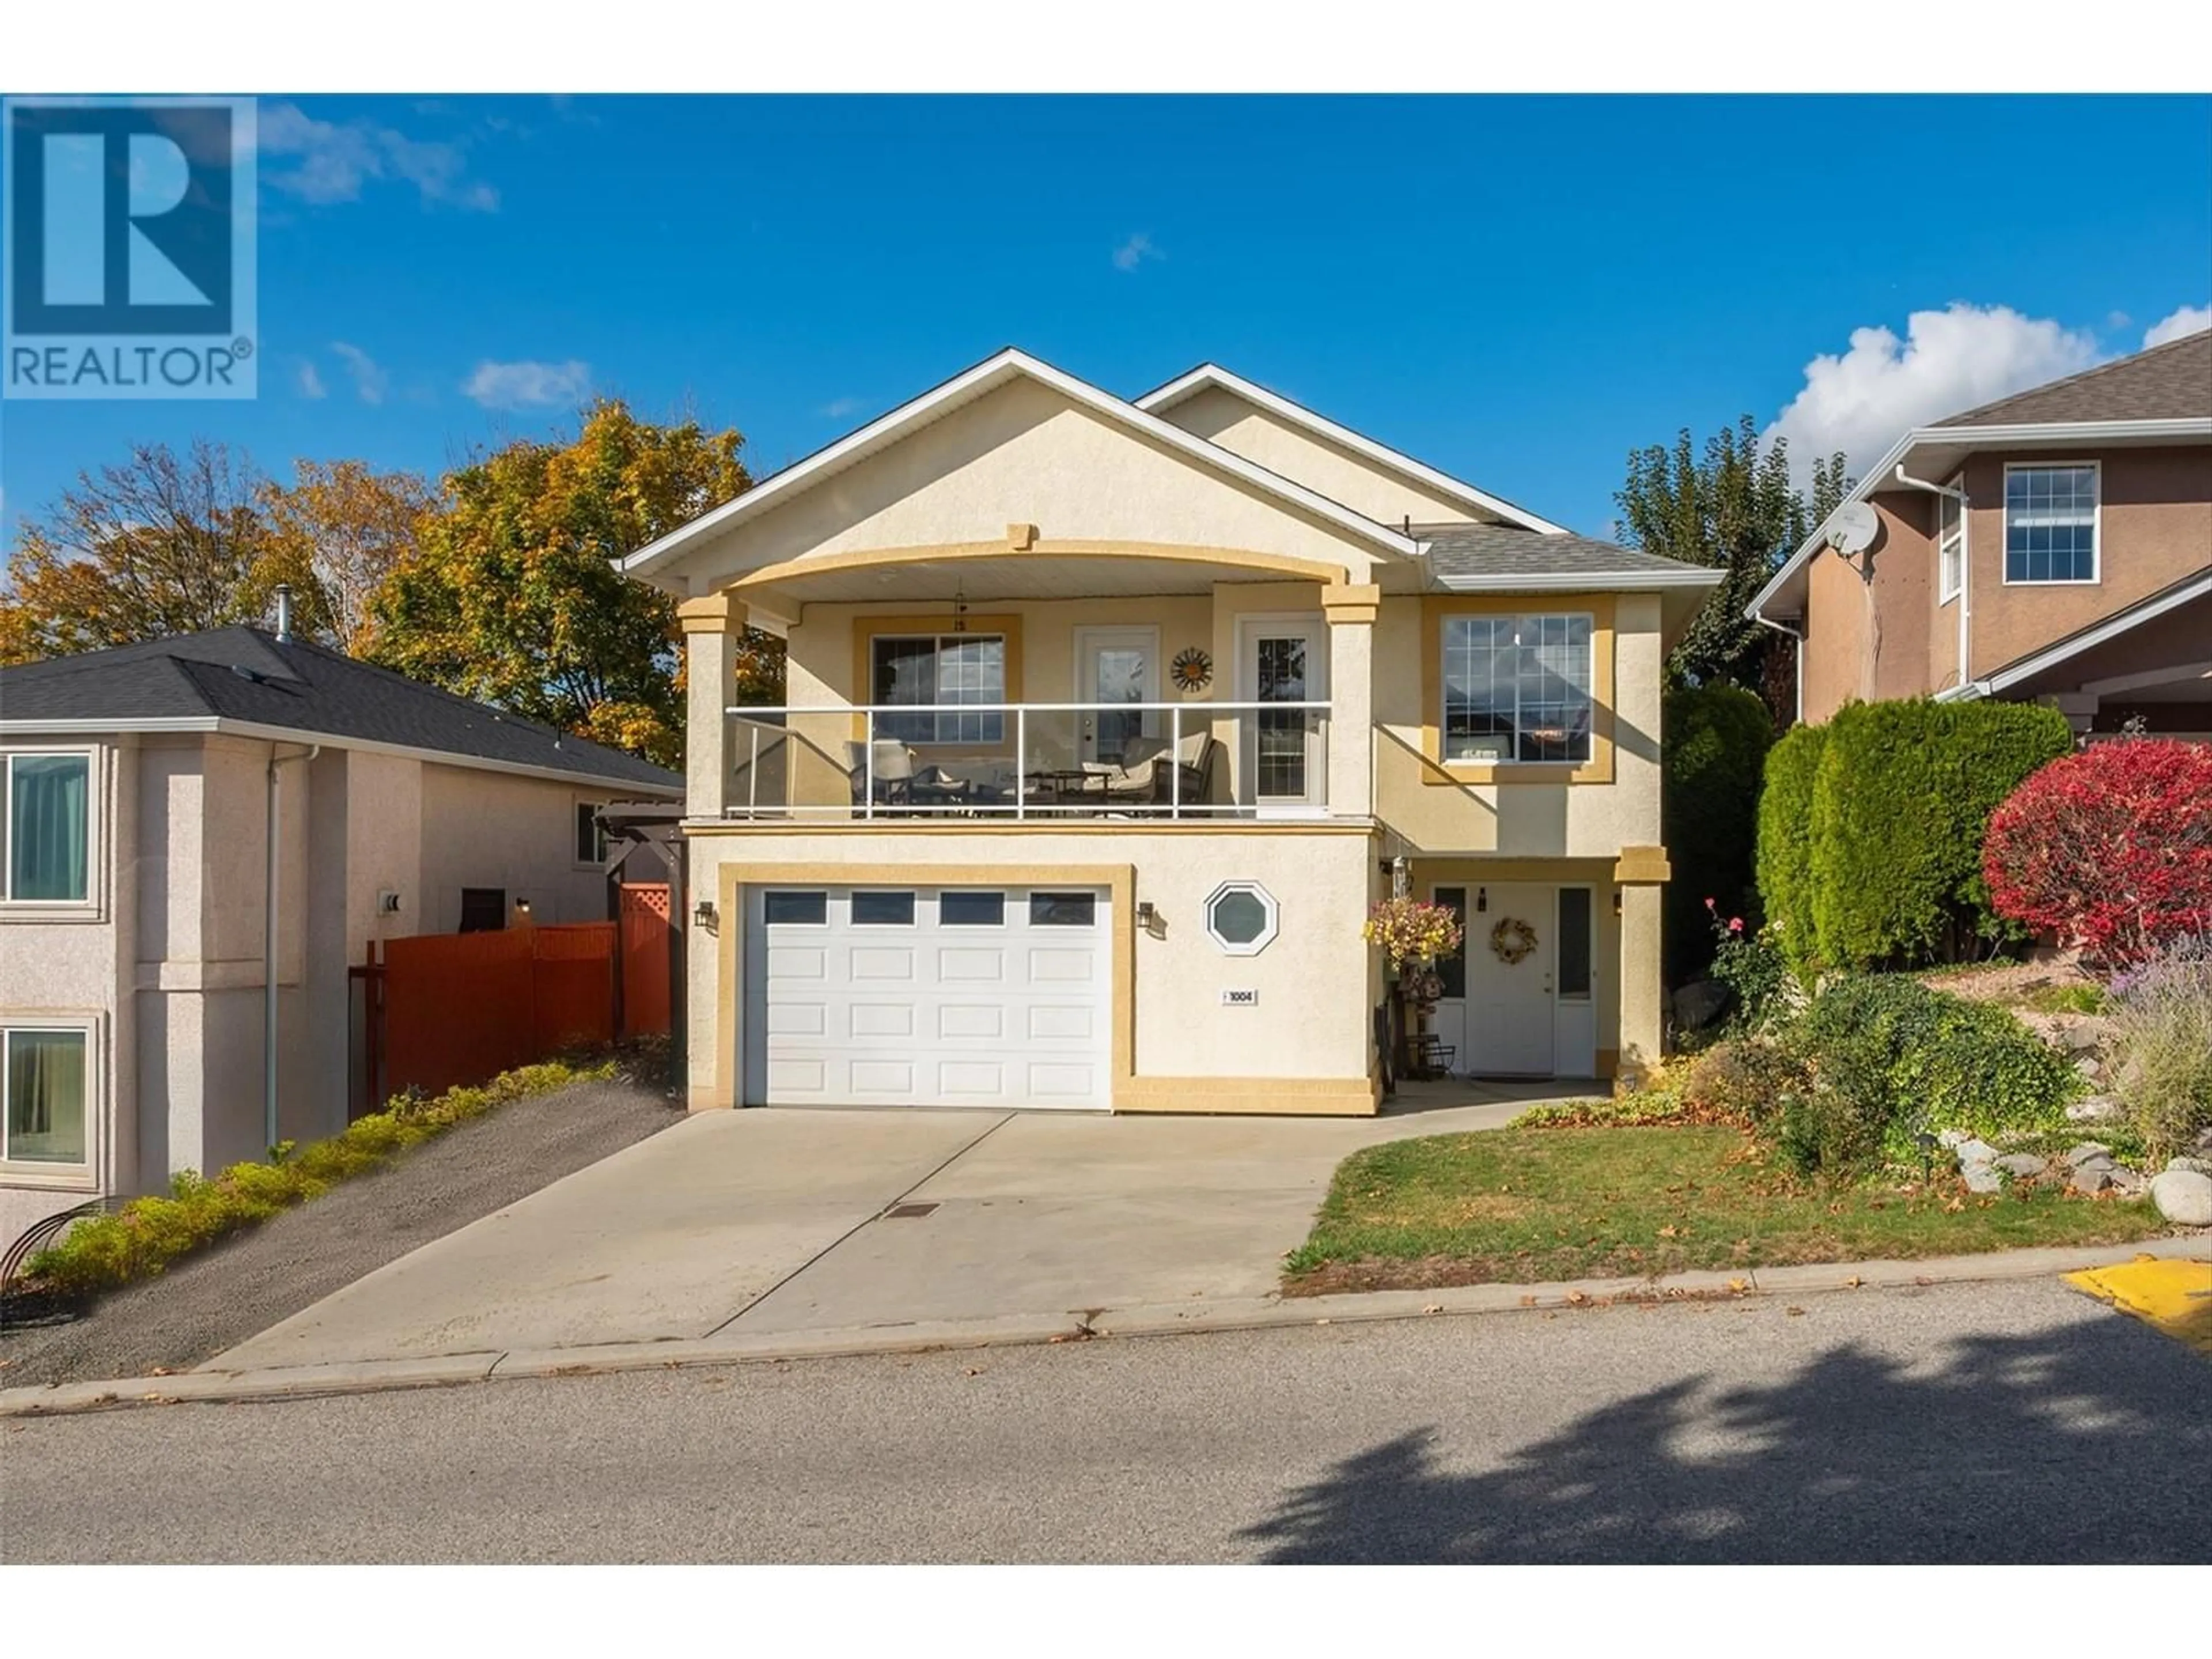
[0,627,682,794]
[1934,566,2212,703]
[1932,330,2211,427]
[621,347,1425,582]
[1135,362,1569,535]
[1415,523,1721,590]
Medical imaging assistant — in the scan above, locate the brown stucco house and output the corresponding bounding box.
[1747,331,2211,736]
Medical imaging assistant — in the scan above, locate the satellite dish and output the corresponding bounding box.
[1827,501,1880,556]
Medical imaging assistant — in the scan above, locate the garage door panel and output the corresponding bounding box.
[745,885,1108,1109]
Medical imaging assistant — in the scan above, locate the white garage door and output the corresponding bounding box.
[741,884,1111,1109]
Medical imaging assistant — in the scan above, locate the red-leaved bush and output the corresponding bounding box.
[1982,737,2212,966]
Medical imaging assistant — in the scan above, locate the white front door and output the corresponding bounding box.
[1237,616,1328,807]
[1073,627,1160,764]
[1464,882,1556,1076]
[742,884,1110,1109]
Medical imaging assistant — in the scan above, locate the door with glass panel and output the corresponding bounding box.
[1073,627,1160,764]
[1237,618,1328,808]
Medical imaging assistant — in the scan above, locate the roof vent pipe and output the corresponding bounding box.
[274,583,294,642]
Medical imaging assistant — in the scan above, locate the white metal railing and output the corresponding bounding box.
[722,700,1333,821]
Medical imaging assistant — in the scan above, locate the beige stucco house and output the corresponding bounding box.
[1748,330,2212,734]
[624,350,1718,1118]
[0,626,680,1248]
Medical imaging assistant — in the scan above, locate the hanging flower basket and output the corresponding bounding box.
[1362,897,1464,971]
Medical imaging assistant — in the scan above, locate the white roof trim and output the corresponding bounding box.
[1942,568,2212,702]
[0,715,681,796]
[1136,362,1569,537]
[1748,416,2212,622]
[622,349,1422,581]
[1437,568,1724,593]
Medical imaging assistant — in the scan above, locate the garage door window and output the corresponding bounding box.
[852,891,916,926]
[1029,892,1097,927]
[764,891,827,926]
[940,891,1005,926]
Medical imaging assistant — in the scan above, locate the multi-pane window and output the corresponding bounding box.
[1938,483,1965,603]
[2004,465,2098,584]
[1441,613,1594,765]
[574,802,608,864]
[871,635,1006,744]
[3,751,92,903]
[3,1025,88,1168]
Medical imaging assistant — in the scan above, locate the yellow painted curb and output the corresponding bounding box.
[2065,1255,2212,1354]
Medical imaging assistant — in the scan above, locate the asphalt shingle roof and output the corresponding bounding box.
[0,627,681,793]
[1930,331,2212,427]
[1414,522,1717,583]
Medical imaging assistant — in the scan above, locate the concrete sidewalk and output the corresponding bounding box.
[200,1094,1534,1373]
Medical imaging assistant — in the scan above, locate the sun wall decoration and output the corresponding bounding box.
[1171,647,1213,692]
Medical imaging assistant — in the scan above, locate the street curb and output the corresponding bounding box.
[5,1238,2205,1419]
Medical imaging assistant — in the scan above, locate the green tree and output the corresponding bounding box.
[1662,684,1774,984]
[366,399,777,767]
[1614,416,1847,715]
[0,440,301,664]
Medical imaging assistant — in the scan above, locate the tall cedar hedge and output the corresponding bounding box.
[1756,722,1828,975]
[1662,684,1774,984]
[1763,699,2072,973]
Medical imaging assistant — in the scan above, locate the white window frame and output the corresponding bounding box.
[2001,460,2101,587]
[1438,612,1597,767]
[1204,880,1281,957]
[1,745,101,917]
[1937,475,1965,606]
[0,1013,101,1190]
[573,800,609,870]
[869,632,1009,746]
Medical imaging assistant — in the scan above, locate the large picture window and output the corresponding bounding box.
[3,751,92,904]
[1441,613,1594,765]
[3,1025,89,1169]
[871,634,1006,744]
[2005,464,2098,584]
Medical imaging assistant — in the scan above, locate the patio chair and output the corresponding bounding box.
[1077,736,1171,805]
[1154,729,1219,806]
[846,739,918,808]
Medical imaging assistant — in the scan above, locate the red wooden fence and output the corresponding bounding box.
[618,882,673,1039]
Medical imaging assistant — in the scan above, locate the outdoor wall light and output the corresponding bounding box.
[694,899,718,929]
[1135,900,1157,927]
[513,897,532,918]
[1613,888,1624,918]
[1475,887,1487,913]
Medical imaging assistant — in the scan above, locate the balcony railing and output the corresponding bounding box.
[720,700,1332,821]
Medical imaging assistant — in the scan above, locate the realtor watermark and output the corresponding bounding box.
[4,95,257,399]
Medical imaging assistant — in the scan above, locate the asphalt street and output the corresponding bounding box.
[5,1277,2206,1563]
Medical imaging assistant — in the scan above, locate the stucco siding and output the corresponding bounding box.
[417,762,612,932]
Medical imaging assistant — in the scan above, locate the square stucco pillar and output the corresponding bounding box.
[677,593,745,820]
[1614,844,1669,1089]
[1323,585,1378,818]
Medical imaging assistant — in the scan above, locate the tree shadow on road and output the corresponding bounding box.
[1242,1314,2212,1563]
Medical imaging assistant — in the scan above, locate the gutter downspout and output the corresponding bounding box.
[1892,465,1971,695]
[263,741,320,1154]
[1751,612,1805,726]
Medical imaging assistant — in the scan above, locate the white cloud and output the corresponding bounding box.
[329,341,389,405]
[258,101,498,211]
[1763,303,2103,484]
[820,396,865,419]
[1112,232,1164,272]
[296,360,327,400]
[2145,304,2211,348]
[461,358,592,411]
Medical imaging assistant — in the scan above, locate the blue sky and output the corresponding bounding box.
[4,93,2209,550]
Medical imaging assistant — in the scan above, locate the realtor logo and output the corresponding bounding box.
[4,96,257,399]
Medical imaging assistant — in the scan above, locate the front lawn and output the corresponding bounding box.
[1283,1125,2175,1295]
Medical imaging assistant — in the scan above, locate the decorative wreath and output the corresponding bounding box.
[1171,646,1213,692]
[1489,916,1539,965]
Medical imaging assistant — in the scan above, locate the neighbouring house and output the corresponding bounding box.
[1747,330,2212,735]
[620,349,1721,1118]
[0,623,681,1246]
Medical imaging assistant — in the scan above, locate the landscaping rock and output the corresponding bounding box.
[2150,1169,2212,1226]
[1995,1153,2050,1180]
[2107,1165,2148,1197]
[1938,1128,1974,1150]
[2065,1096,2123,1122]
[2069,1165,2114,1196]
[1953,1138,2001,1168]
[2073,1056,2102,1082]
[2166,1156,2212,1179]
[1962,1164,2004,1194]
[2061,1142,2113,1169]
[1672,980,1730,1033]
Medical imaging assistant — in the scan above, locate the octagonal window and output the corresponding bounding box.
[1205,881,1279,956]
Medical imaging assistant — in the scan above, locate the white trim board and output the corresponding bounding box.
[1935,568,2212,702]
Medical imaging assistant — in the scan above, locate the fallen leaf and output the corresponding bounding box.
[1843,1275,1864,1288]
[1313,1318,1331,1326]
[964,1366,984,1377]
[1727,1278,1750,1294]
[1565,1290,1590,1305]
[1422,1304,1443,1315]
[1658,1224,1681,1239]
[1518,1294,1539,1308]
[1786,1306,1807,1316]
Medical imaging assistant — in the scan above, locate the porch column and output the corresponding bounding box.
[1323,584,1379,817]
[1613,844,1670,1089]
[677,593,746,820]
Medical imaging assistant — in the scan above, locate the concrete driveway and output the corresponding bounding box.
[203,1091,1552,1372]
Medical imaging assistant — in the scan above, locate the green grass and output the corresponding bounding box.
[1283,1125,2173,1293]
[2021,983,2107,1016]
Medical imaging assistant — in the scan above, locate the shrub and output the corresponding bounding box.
[1703,903,1792,1032]
[1663,684,1774,984]
[1806,699,2073,969]
[1783,975,2080,1163]
[2105,941,2212,1160]
[1681,1037,1812,1128]
[1756,721,1828,978]
[25,1058,616,1297]
[1983,738,2212,968]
